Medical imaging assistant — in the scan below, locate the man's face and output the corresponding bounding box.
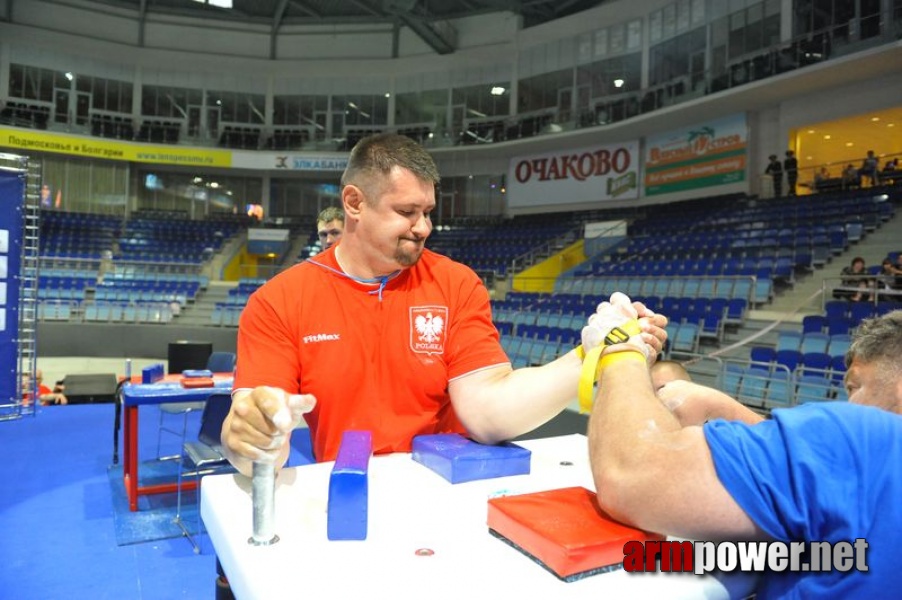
[845,358,902,413]
[356,167,434,270]
[317,219,343,250]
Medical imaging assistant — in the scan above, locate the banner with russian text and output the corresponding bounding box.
[507,141,639,209]
[232,150,348,172]
[0,128,232,167]
[643,114,747,196]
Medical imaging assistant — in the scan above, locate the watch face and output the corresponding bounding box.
[604,326,632,346]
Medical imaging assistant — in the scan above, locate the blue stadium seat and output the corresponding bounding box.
[796,374,833,404]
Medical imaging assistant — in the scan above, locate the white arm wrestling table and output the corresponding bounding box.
[202,433,755,599]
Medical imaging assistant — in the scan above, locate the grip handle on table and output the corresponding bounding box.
[249,461,279,546]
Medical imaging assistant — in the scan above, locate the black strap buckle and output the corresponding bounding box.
[604,326,631,346]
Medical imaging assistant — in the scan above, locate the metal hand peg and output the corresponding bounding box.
[248,461,279,546]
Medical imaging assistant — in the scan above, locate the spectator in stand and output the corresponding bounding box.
[23,369,68,406]
[859,150,880,187]
[813,166,830,192]
[876,259,902,298]
[837,256,874,302]
[842,164,860,189]
[882,158,899,185]
[783,150,799,196]
[316,206,345,251]
[765,154,783,197]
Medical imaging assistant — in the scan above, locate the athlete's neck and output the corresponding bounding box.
[334,244,399,282]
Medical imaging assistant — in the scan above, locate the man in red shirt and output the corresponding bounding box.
[22,369,68,406]
[222,133,667,472]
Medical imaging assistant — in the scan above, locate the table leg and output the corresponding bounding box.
[123,405,139,511]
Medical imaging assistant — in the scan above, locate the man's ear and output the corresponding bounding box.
[342,184,364,217]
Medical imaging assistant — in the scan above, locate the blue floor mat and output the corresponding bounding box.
[107,459,202,546]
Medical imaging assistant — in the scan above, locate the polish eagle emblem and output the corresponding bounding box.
[410,306,448,355]
[415,312,444,343]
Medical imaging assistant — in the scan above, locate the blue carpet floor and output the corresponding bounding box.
[107,460,202,547]
[0,402,315,599]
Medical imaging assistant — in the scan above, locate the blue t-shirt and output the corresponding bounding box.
[704,402,902,599]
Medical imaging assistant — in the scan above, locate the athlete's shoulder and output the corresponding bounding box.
[252,260,320,299]
[419,248,479,278]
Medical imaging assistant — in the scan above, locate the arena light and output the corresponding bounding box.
[613,78,624,88]
[191,0,233,7]
[490,86,506,96]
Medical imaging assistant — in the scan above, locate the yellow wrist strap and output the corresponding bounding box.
[576,319,643,413]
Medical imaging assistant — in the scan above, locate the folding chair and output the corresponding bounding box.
[175,391,237,554]
[157,352,236,459]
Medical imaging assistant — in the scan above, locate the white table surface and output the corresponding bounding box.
[202,433,755,599]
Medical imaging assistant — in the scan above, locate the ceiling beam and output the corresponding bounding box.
[395,12,455,54]
[270,0,290,60]
[555,0,590,14]
[137,0,147,46]
[348,0,385,17]
[288,0,321,18]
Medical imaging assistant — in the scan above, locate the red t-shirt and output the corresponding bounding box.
[234,248,510,462]
[22,384,52,406]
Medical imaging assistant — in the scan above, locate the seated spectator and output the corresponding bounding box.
[836,256,874,302]
[877,257,902,296]
[842,164,860,189]
[882,159,899,185]
[813,166,829,186]
[23,369,68,406]
[588,302,902,598]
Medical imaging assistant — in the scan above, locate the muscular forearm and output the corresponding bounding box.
[589,352,685,522]
[663,384,765,426]
[451,350,583,444]
[591,353,682,475]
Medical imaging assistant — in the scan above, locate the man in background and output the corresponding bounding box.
[783,150,798,196]
[316,206,344,250]
[22,369,67,406]
[765,154,783,197]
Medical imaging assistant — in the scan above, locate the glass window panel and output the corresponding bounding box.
[9,64,24,97]
[39,70,55,102]
[747,3,763,23]
[650,11,663,42]
[610,23,625,54]
[627,20,642,49]
[594,29,608,57]
[577,33,592,63]
[691,0,706,24]
[763,13,780,46]
[663,4,676,38]
[677,0,691,31]
[120,83,133,114]
[75,74,91,93]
